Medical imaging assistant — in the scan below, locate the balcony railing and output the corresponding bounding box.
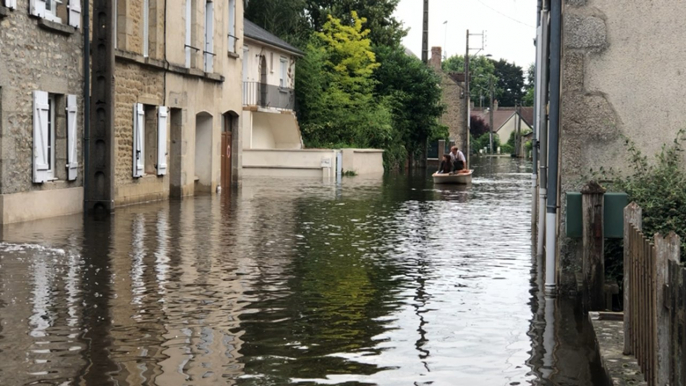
[243,81,295,110]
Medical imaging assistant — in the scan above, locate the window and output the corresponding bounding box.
[279,57,288,88]
[228,0,236,53]
[30,0,81,28]
[132,103,168,178]
[45,0,61,22]
[204,0,214,72]
[4,0,17,10]
[33,91,78,183]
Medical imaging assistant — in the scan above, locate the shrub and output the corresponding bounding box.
[595,130,686,257]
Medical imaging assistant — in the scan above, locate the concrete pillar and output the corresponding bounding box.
[87,0,116,213]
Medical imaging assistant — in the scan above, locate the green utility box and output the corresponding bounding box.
[565,192,628,239]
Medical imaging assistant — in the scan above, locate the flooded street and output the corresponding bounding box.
[0,158,604,385]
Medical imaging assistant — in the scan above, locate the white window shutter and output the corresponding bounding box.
[204,1,214,72]
[30,0,46,17]
[33,91,50,183]
[185,0,191,67]
[133,103,145,177]
[4,0,17,10]
[68,0,81,28]
[156,106,168,176]
[66,95,78,181]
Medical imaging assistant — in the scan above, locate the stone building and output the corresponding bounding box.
[428,46,468,153]
[0,0,85,224]
[108,0,243,207]
[553,1,686,286]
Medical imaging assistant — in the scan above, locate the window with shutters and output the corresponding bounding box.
[33,91,78,183]
[30,0,81,28]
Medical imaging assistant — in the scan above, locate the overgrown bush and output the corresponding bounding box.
[592,130,686,257]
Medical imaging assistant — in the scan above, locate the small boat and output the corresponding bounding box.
[432,170,473,185]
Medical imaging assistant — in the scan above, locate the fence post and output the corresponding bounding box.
[656,232,681,386]
[582,181,606,312]
[624,202,642,355]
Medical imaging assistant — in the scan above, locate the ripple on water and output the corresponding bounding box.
[0,158,601,385]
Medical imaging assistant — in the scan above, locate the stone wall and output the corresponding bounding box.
[0,1,83,196]
[558,0,686,285]
[113,60,165,202]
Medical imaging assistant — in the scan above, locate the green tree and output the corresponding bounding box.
[443,55,496,108]
[305,0,406,47]
[296,13,392,149]
[244,0,310,45]
[374,45,446,168]
[493,59,525,106]
[522,64,535,106]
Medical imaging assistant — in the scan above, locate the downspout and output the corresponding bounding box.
[545,0,562,296]
[82,0,90,214]
[537,5,550,257]
[531,1,541,229]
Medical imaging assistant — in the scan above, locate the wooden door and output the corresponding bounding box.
[221,131,232,189]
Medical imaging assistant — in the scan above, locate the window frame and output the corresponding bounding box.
[45,0,62,23]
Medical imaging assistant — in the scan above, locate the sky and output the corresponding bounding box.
[393,0,537,69]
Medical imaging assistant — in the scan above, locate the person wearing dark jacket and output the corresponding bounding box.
[437,154,453,174]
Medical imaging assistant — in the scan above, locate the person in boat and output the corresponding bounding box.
[449,146,468,173]
[437,154,453,174]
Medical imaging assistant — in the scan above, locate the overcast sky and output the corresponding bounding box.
[393,0,537,69]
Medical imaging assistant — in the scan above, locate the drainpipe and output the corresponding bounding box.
[545,0,561,296]
[537,5,550,257]
[82,0,90,214]
[531,2,540,229]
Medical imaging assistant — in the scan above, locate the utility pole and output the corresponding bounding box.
[422,0,429,64]
[465,30,470,167]
[489,77,494,153]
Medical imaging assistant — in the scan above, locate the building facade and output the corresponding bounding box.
[552,1,686,287]
[109,0,243,206]
[428,46,468,153]
[0,0,85,224]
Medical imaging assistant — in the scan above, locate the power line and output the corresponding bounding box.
[474,0,536,29]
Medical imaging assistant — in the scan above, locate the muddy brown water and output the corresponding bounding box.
[0,158,606,385]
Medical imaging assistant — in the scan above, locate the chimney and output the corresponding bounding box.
[493,100,499,111]
[430,46,442,71]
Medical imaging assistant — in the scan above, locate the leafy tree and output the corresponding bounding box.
[296,13,392,150]
[374,45,446,168]
[245,0,310,45]
[523,87,535,107]
[443,55,496,107]
[522,64,535,106]
[492,59,525,106]
[469,114,490,137]
[305,0,406,47]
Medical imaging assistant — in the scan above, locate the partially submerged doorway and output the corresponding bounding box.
[222,111,238,189]
[195,112,213,194]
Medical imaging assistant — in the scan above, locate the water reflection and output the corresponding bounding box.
[0,158,605,385]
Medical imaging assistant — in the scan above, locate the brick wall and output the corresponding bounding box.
[0,1,84,195]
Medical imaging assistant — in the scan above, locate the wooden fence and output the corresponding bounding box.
[624,202,682,386]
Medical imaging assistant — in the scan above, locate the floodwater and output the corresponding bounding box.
[0,158,606,385]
